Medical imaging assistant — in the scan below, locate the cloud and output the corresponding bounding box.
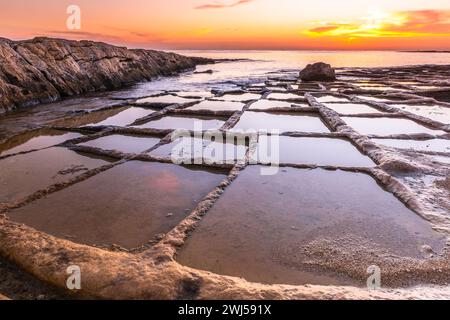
[100,25,164,41]
[389,10,450,34]
[308,25,343,34]
[43,30,168,48]
[45,30,125,43]
[195,0,254,10]
[305,9,450,38]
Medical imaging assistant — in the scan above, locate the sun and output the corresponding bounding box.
[362,8,408,31]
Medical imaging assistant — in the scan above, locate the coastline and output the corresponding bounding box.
[0,38,449,300]
[0,61,449,299]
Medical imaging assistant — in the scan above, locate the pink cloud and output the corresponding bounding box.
[195,0,254,10]
[306,10,450,37]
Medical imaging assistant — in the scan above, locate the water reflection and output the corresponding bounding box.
[7,161,227,249]
[178,166,445,286]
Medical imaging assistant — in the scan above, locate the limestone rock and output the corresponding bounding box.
[0,37,212,114]
[0,293,10,300]
[299,62,336,82]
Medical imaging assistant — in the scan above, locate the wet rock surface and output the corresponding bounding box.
[0,37,212,113]
[0,62,449,299]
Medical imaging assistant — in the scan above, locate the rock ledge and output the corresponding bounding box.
[0,37,212,113]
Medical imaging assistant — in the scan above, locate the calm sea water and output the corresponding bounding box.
[177,50,450,69]
[130,50,450,94]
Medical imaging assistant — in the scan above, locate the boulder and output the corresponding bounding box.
[299,62,336,82]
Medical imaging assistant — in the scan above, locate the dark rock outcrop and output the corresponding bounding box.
[0,37,212,114]
[194,69,214,74]
[299,62,336,82]
[418,89,450,103]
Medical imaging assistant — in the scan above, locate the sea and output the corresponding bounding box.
[127,50,450,95]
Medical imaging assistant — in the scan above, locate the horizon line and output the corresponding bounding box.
[4,36,450,52]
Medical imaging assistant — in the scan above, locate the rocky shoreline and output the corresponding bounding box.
[0,52,449,299]
[0,37,213,113]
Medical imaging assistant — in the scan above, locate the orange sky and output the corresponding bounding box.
[1,0,450,50]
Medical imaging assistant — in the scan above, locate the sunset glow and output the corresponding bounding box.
[306,10,450,39]
[1,0,450,50]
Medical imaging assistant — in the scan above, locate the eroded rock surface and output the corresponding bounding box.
[0,37,212,113]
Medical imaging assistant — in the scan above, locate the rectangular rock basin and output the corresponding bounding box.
[342,117,446,136]
[267,93,304,101]
[133,115,227,131]
[0,147,112,204]
[151,137,247,164]
[0,129,82,156]
[372,138,450,153]
[175,91,214,98]
[231,111,330,133]
[358,85,404,92]
[177,166,445,286]
[324,103,383,115]
[432,155,450,164]
[355,95,402,103]
[249,100,293,110]
[253,136,375,167]
[315,95,350,103]
[412,86,445,91]
[136,95,199,106]
[92,107,156,127]
[394,104,450,125]
[357,83,386,88]
[266,86,287,92]
[79,134,160,154]
[187,100,245,112]
[219,93,261,102]
[7,161,228,249]
[51,107,129,128]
